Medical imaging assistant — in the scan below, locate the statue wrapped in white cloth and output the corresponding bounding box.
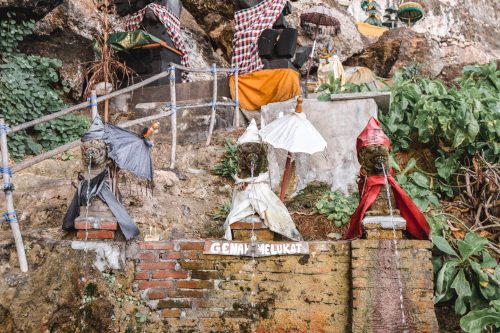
[223,119,302,241]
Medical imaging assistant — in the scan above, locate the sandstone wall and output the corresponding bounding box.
[130,239,437,333]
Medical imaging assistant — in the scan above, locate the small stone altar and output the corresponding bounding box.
[223,119,302,242]
[362,215,406,240]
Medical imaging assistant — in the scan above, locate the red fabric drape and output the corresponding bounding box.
[343,170,431,240]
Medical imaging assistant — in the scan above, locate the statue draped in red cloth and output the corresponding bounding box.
[343,117,430,240]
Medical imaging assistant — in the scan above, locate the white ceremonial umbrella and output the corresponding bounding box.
[260,97,327,201]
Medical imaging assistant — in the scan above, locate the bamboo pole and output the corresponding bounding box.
[0,119,28,272]
[169,65,177,169]
[7,110,174,175]
[90,90,98,120]
[304,27,319,98]
[10,71,170,134]
[10,63,235,135]
[233,66,240,128]
[278,97,303,201]
[279,152,293,202]
[206,64,218,146]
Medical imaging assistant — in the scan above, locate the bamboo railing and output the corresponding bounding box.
[0,63,240,271]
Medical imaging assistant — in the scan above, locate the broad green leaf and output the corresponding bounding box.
[457,233,488,261]
[432,235,459,257]
[413,197,429,212]
[451,269,472,297]
[409,172,429,188]
[460,307,500,333]
[434,260,459,303]
[454,294,467,315]
[481,251,497,268]
[453,130,466,148]
[402,158,417,175]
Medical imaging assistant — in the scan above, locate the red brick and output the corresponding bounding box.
[139,252,159,261]
[75,220,117,230]
[147,289,168,300]
[179,242,204,250]
[139,262,176,270]
[135,271,150,280]
[76,230,114,239]
[161,251,181,260]
[138,280,174,290]
[176,280,213,289]
[180,251,199,259]
[162,309,181,318]
[139,242,174,250]
[167,289,205,298]
[152,270,188,279]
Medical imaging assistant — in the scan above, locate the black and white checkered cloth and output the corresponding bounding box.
[124,3,188,67]
[232,0,287,74]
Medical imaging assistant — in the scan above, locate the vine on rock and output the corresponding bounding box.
[0,13,88,160]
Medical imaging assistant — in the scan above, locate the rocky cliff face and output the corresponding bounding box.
[345,0,500,77]
[1,0,499,94]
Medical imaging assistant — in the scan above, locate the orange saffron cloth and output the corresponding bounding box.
[229,68,301,111]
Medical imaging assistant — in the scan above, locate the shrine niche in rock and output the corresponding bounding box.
[109,0,186,85]
[222,119,303,244]
[344,117,431,241]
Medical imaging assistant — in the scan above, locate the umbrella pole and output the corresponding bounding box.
[304,27,319,98]
[279,152,293,202]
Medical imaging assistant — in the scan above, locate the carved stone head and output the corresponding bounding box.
[236,119,268,179]
[358,144,390,176]
[356,117,391,176]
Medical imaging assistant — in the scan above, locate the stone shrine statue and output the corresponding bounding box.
[343,117,430,240]
[224,120,302,241]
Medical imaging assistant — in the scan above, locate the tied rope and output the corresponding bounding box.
[0,124,10,133]
[0,167,12,176]
[3,182,14,192]
[87,96,98,109]
[3,211,17,223]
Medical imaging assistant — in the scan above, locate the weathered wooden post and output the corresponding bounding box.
[169,64,177,169]
[206,63,218,146]
[234,65,240,128]
[0,119,28,272]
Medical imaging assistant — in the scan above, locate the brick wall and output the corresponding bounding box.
[131,239,437,333]
[351,240,439,333]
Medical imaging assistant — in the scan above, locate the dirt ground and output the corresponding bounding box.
[0,130,241,243]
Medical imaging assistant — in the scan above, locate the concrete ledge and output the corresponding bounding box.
[330,92,391,113]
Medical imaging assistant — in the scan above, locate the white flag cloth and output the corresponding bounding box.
[223,172,302,241]
[259,110,327,154]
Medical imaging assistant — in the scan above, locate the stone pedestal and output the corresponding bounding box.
[362,215,406,240]
[230,221,275,241]
[75,198,118,240]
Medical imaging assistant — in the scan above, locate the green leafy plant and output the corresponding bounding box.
[432,230,499,333]
[211,201,231,221]
[314,191,359,227]
[380,61,500,198]
[316,75,375,101]
[0,13,88,160]
[135,311,148,324]
[213,139,237,179]
[0,13,34,53]
[390,157,440,211]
